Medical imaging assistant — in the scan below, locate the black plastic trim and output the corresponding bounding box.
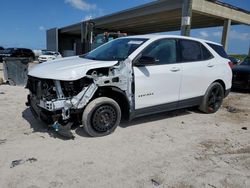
[224,89,230,98]
[130,96,203,120]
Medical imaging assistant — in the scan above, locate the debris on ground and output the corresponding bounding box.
[151,179,161,186]
[208,183,217,188]
[10,158,38,168]
[10,159,26,168]
[0,92,5,94]
[0,139,7,145]
[242,127,247,130]
[51,122,75,139]
[226,106,238,113]
[26,157,38,163]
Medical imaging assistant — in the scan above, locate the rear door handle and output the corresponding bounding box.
[170,67,180,72]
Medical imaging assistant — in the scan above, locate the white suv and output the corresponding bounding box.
[26,35,232,137]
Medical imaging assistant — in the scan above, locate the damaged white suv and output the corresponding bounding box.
[26,35,232,137]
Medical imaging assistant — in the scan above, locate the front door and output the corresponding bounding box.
[133,39,182,109]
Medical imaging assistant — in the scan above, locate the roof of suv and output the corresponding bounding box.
[123,34,221,46]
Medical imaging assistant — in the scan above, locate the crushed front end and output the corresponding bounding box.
[25,59,133,138]
[26,76,97,138]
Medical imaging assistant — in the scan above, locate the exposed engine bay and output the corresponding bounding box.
[26,60,133,138]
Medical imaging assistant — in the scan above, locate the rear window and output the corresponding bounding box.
[207,43,228,58]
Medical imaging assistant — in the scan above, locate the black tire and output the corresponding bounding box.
[82,97,121,137]
[199,82,224,113]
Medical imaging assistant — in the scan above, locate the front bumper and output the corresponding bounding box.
[38,59,47,63]
[28,94,61,124]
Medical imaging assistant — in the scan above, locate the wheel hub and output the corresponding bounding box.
[91,105,117,132]
[208,86,223,111]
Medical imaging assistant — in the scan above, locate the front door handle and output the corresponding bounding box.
[170,67,180,72]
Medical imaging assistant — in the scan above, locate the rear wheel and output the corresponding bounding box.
[199,82,224,113]
[82,97,121,137]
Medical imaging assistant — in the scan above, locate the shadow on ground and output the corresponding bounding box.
[75,108,193,138]
[120,108,192,128]
[22,108,73,140]
[23,106,194,139]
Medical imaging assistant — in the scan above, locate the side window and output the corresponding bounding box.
[180,40,202,62]
[142,39,177,65]
[201,44,213,60]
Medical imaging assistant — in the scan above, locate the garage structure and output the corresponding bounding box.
[47,0,250,56]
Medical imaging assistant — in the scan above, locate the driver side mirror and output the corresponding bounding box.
[134,56,157,66]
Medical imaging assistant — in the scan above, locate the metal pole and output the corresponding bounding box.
[221,19,231,52]
[181,0,193,36]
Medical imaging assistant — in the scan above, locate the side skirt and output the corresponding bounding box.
[130,96,203,120]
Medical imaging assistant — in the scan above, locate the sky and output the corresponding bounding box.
[0,0,249,54]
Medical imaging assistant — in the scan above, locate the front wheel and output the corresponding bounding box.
[199,82,224,113]
[82,97,121,137]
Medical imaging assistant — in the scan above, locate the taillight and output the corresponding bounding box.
[228,61,234,68]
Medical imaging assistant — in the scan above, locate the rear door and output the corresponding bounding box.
[178,39,215,100]
[133,39,182,109]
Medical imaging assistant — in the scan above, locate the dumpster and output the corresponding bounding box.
[3,57,30,86]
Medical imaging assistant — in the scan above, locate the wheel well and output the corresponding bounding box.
[213,79,226,94]
[93,87,130,120]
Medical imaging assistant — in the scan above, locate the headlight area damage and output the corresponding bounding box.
[26,61,132,139]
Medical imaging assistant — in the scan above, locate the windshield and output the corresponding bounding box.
[240,57,250,66]
[84,38,148,61]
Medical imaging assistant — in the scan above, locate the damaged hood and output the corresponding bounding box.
[28,56,118,81]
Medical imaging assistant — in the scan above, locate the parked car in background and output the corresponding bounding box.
[0,48,35,62]
[0,47,5,62]
[229,56,240,66]
[26,35,232,137]
[232,56,250,90]
[38,51,62,63]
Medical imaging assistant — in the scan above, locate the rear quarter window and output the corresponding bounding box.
[201,44,213,60]
[207,43,228,58]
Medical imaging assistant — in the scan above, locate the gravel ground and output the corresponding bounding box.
[0,84,249,188]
